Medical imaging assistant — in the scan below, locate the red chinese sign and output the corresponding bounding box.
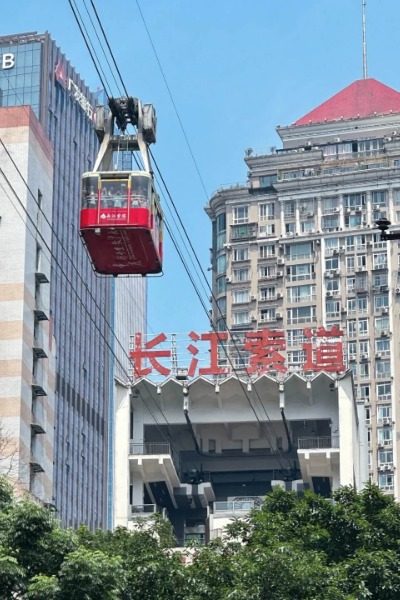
[130,327,345,380]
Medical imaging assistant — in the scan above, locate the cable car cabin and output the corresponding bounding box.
[80,172,163,275]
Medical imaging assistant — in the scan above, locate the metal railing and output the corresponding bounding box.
[297,436,339,450]
[129,504,158,520]
[213,499,261,513]
[129,442,171,455]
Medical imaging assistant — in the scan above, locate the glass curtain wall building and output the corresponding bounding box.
[0,31,116,528]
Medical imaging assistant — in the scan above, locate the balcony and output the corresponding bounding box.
[129,504,158,520]
[213,498,261,515]
[297,436,340,489]
[297,436,339,450]
[129,442,181,496]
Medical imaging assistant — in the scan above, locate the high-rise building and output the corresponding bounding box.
[0,32,146,528]
[207,78,400,497]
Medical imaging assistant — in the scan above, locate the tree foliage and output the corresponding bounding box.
[0,478,400,598]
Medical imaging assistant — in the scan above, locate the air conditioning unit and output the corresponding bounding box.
[383,417,392,425]
[361,353,368,360]
[277,258,285,265]
[250,295,257,301]
[276,312,283,320]
[277,292,283,299]
[346,208,351,214]
[226,277,232,283]
[367,241,373,247]
[396,288,400,295]
[339,246,346,252]
[326,291,333,297]
[334,269,340,275]
[382,307,389,314]
[251,317,257,323]
[341,307,347,313]
[375,352,382,359]
[381,330,389,337]
[223,243,232,250]
[277,270,284,277]
[333,249,339,255]
[333,207,340,213]
[383,439,392,446]
[384,464,392,471]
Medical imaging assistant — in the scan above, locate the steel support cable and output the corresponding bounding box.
[82,0,124,97]
[135,0,209,201]
[89,0,129,98]
[68,0,112,99]
[72,1,293,472]
[150,149,292,462]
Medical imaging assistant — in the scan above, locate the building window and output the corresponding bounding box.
[359,384,370,401]
[326,300,340,318]
[288,284,314,303]
[285,222,296,235]
[374,294,389,310]
[377,405,392,422]
[259,244,275,258]
[344,192,366,209]
[259,202,275,221]
[359,362,369,378]
[376,360,391,379]
[216,254,226,274]
[259,265,276,279]
[233,311,250,325]
[259,286,276,301]
[283,201,295,218]
[347,277,355,292]
[233,289,249,304]
[347,298,356,313]
[378,449,393,466]
[233,247,249,262]
[345,214,363,228]
[260,308,276,322]
[287,350,305,365]
[373,273,388,288]
[377,382,391,401]
[233,206,249,224]
[216,277,226,295]
[378,473,393,490]
[287,242,313,260]
[375,338,390,355]
[326,278,339,292]
[259,223,275,237]
[233,268,250,282]
[287,263,313,281]
[372,190,388,207]
[357,255,367,269]
[373,253,388,270]
[322,215,339,231]
[287,306,316,325]
[378,428,393,448]
[357,297,368,313]
[300,219,315,233]
[322,196,339,213]
[347,320,357,338]
[359,319,368,336]
[287,329,305,347]
[325,256,339,271]
[374,316,389,335]
[346,256,355,271]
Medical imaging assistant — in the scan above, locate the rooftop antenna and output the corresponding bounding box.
[362,0,368,79]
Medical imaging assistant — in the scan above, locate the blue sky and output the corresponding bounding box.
[2,0,399,335]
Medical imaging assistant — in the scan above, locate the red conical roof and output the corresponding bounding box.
[295,78,400,126]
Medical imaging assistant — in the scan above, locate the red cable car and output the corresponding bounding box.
[79,97,163,276]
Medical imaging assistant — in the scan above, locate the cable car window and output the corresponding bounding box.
[100,179,129,209]
[82,176,99,208]
[130,175,150,207]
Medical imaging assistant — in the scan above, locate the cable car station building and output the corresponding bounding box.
[114,372,367,545]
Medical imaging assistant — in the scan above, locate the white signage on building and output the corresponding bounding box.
[0,53,15,70]
[68,78,95,121]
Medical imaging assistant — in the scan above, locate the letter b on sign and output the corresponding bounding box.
[2,54,15,70]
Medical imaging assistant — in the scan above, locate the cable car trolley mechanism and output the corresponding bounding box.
[80,97,163,275]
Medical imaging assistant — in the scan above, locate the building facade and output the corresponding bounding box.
[0,32,146,528]
[206,78,400,497]
[0,106,55,502]
[115,372,366,544]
